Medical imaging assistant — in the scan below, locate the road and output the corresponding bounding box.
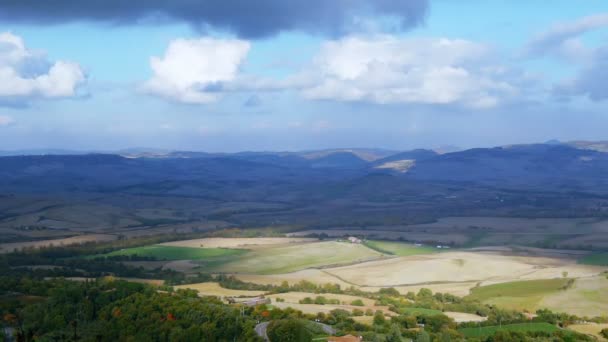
[254,321,336,341]
[254,322,270,341]
[3,326,14,342]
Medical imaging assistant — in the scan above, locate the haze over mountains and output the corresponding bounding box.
[2,140,608,193]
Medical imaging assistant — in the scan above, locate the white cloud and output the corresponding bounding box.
[0,32,85,100]
[523,13,608,61]
[143,38,250,104]
[298,36,519,108]
[0,115,14,126]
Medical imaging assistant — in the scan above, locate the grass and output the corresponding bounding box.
[459,323,559,338]
[363,240,436,256]
[101,245,247,261]
[578,253,608,266]
[466,278,571,311]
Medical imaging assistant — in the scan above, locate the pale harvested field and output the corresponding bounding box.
[233,269,354,289]
[0,234,117,253]
[215,241,385,274]
[364,282,480,297]
[444,312,487,323]
[267,292,375,306]
[324,251,605,287]
[271,301,394,316]
[234,271,479,296]
[161,237,317,249]
[174,282,266,297]
[568,323,608,341]
[540,276,608,317]
[352,316,374,325]
[289,230,468,244]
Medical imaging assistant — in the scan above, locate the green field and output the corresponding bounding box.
[466,278,571,311]
[212,241,384,274]
[102,245,246,261]
[578,253,608,266]
[363,240,436,256]
[459,323,559,338]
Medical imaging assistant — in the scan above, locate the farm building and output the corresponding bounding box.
[347,237,362,244]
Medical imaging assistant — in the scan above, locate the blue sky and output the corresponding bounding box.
[0,0,607,152]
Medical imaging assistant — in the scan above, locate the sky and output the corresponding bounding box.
[0,0,608,152]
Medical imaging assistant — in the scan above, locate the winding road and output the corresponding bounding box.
[255,321,336,341]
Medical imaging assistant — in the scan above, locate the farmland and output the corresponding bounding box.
[579,252,608,266]
[363,240,437,256]
[102,245,247,261]
[174,282,266,297]
[212,241,385,274]
[539,276,608,317]
[568,323,608,341]
[459,323,560,338]
[466,278,572,311]
[0,234,118,253]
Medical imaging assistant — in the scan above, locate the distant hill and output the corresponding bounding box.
[372,149,438,173]
[404,144,608,191]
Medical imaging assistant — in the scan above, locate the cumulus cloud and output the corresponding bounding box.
[0,32,85,103]
[523,13,608,61]
[0,0,428,39]
[142,38,250,104]
[0,115,15,126]
[298,36,520,108]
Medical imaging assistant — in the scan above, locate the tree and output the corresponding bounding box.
[415,330,430,342]
[386,324,403,342]
[373,311,386,326]
[267,319,312,342]
[350,299,365,306]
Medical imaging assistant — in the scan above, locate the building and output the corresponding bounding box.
[328,335,363,342]
[347,236,362,244]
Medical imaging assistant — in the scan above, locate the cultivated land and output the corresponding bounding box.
[459,323,560,338]
[103,245,246,261]
[568,323,608,341]
[466,278,572,311]
[0,234,117,253]
[363,240,437,256]
[579,252,608,266]
[539,276,608,317]
[174,282,266,297]
[322,251,603,287]
[160,237,317,249]
[211,241,385,274]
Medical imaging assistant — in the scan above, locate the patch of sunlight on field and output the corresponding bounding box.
[213,241,385,274]
[174,282,266,297]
